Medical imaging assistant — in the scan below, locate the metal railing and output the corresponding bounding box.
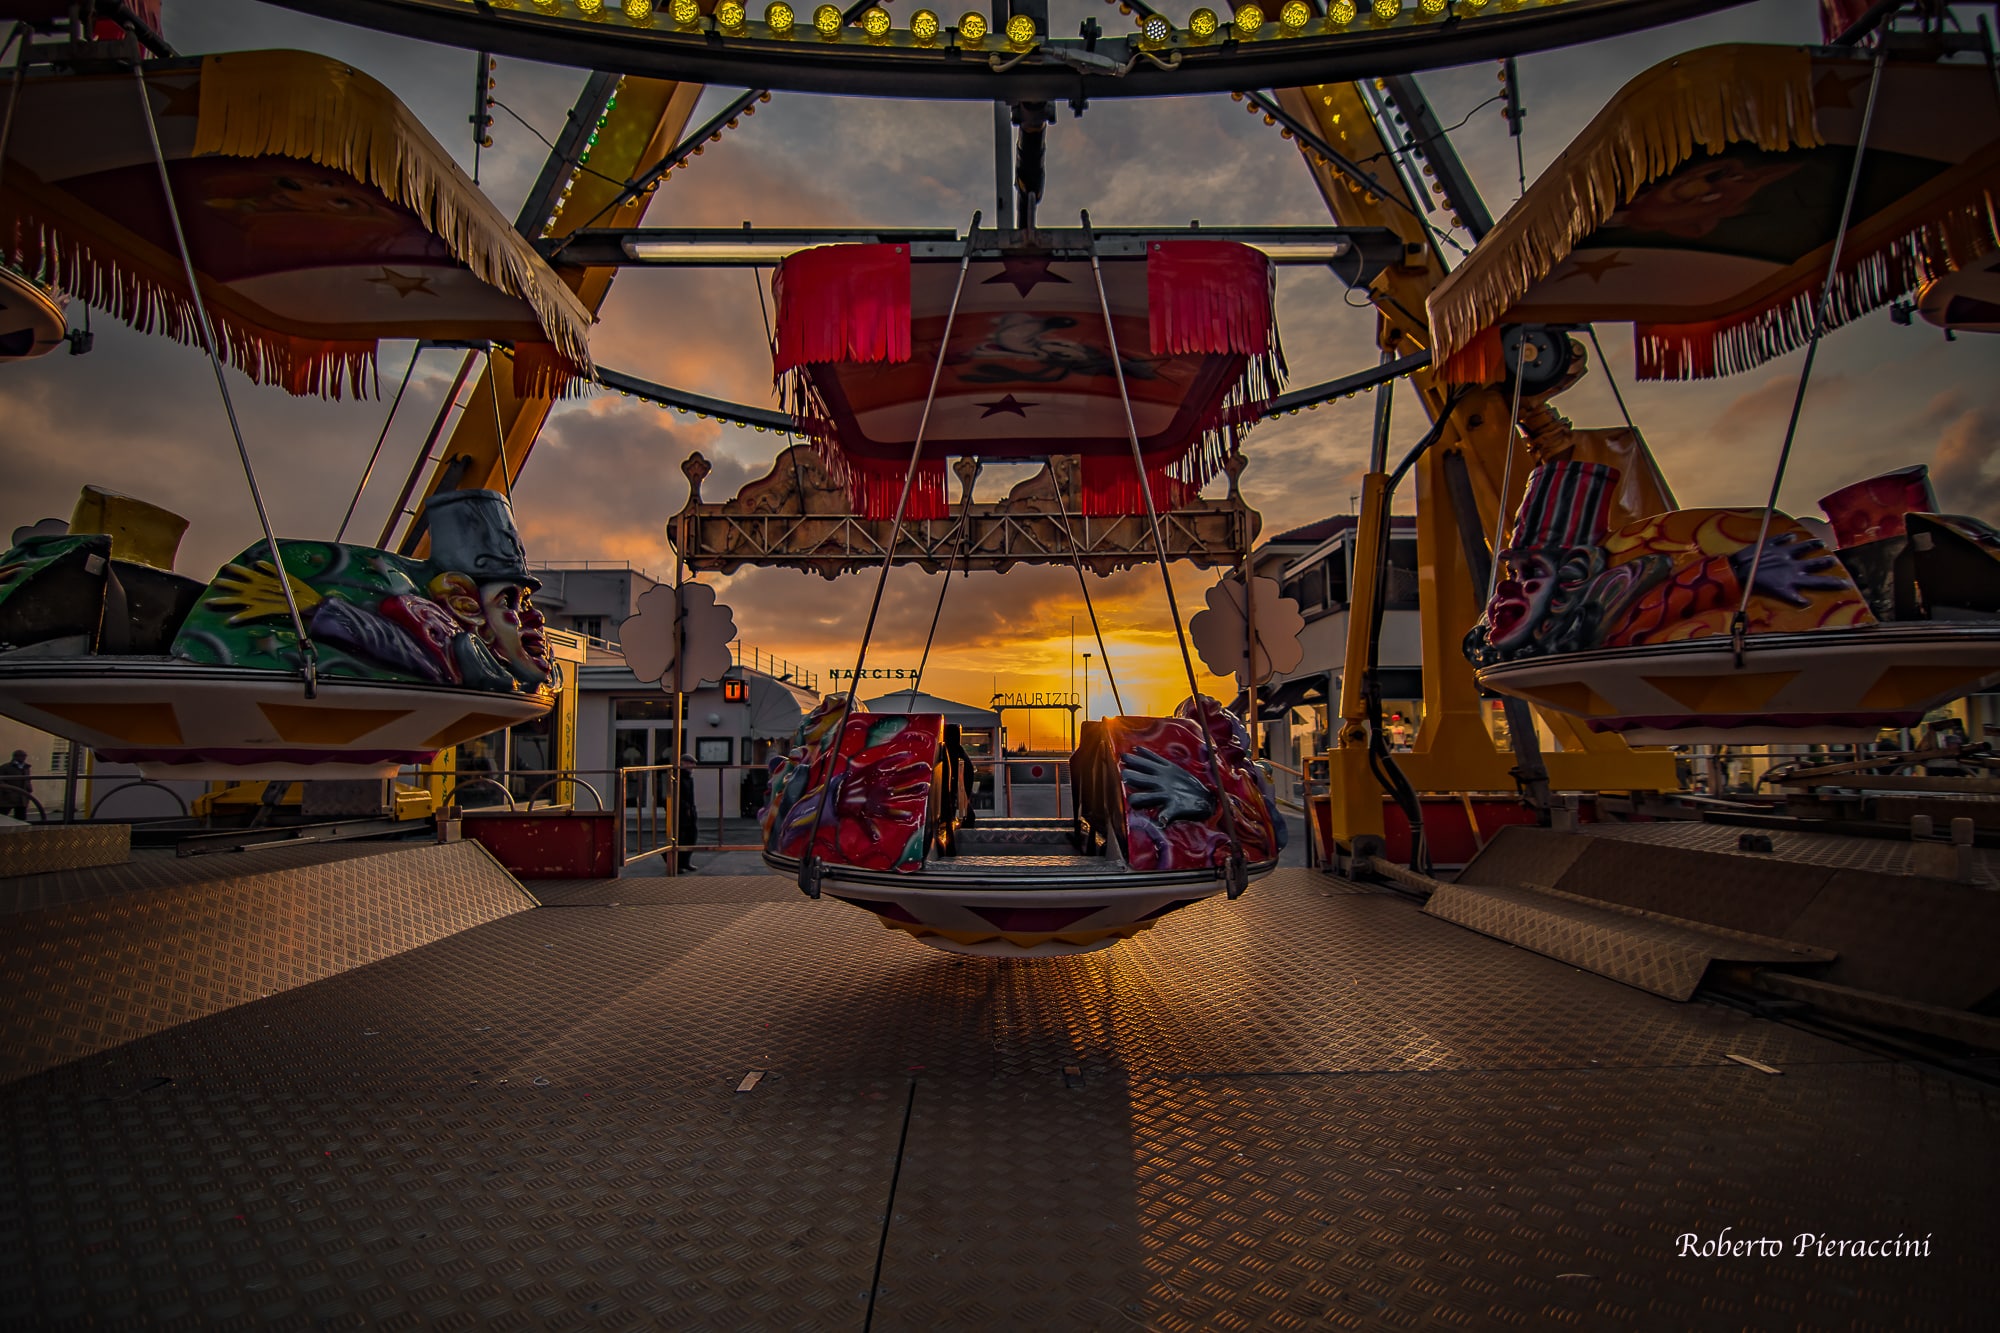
[0,773,191,824]
[732,642,818,692]
[615,761,773,868]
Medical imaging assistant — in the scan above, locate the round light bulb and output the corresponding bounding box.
[1233,3,1264,36]
[624,0,654,21]
[957,11,987,40]
[765,1,795,32]
[671,0,700,23]
[577,0,603,15]
[1279,0,1311,27]
[911,8,940,40]
[1188,7,1220,38]
[1419,0,1446,13]
[1327,0,1356,22]
[716,0,746,29]
[1372,0,1401,18]
[1142,14,1171,43]
[860,5,891,35]
[1005,13,1036,44]
[813,3,842,34]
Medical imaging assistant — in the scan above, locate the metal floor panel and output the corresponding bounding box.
[1,842,535,1085]
[1425,880,1831,1000]
[1580,820,2000,886]
[0,838,430,915]
[2,1080,902,1330]
[2,866,1988,1329]
[531,873,802,907]
[873,1063,1995,1332]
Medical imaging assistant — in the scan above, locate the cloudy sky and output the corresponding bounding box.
[5,0,1997,738]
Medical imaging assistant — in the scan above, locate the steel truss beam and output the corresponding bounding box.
[674,500,1257,577]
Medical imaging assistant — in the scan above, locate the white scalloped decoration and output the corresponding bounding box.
[1189,574,1305,688]
[618,582,737,688]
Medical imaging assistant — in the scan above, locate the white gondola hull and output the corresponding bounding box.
[0,656,549,779]
[766,851,1275,956]
[1475,623,2000,745]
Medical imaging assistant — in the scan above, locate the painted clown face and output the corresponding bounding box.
[431,572,552,687]
[1486,548,1563,653]
[479,580,551,686]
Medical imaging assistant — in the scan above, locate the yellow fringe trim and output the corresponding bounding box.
[1428,44,1823,373]
[191,50,593,394]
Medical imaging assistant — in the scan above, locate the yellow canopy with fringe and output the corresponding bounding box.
[0,50,593,397]
[1428,44,2000,383]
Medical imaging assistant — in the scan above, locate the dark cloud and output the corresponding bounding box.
[2,0,1984,714]
[1929,400,2000,521]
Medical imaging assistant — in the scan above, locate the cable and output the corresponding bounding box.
[485,347,514,499]
[1731,48,1887,664]
[793,211,982,898]
[1050,462,1126,716]
[135,67,317,696]
[492,98,629,190]
[1353,93,1508,168]
[337,344,421,542]
[1083,209,1248,895]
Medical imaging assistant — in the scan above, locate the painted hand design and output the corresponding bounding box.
[836,756,933,838]
[1122,747,1217,825]
[1730,531,1850,608]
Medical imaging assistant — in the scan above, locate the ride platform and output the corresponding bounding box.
[2,847,1992,1328]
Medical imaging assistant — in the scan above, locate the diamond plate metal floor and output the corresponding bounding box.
[3,867,1992,1329]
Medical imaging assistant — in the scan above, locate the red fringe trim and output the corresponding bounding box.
[772,243,912,374]
[1147,240,1277,358]
[1437,327,1505,387]
[1078,456,1198,516]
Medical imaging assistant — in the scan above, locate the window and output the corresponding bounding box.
[572,616,604,639]
[1324,557,1348,610]
[615,697,686,721]
[1384,537,1421,610]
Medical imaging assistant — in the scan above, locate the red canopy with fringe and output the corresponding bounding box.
[773,240,1281,519]
[1428,46,2000,384]
[0,51,593,398]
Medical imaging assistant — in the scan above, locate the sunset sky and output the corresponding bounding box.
[5,0,1997,735]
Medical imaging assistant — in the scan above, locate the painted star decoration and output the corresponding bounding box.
[983,255,1070,298]
[976,394,1038,418]
[1566,252,1632,284]
[367,267,438,298]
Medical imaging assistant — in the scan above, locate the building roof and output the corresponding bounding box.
[862,690,1001,728]
[1260,513,1417,550]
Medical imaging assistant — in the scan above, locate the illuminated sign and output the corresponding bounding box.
[992,691,1080,710]
[722,678,748,703]
[829,668,919,680]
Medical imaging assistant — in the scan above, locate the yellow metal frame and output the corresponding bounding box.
[1281,82,1676,851]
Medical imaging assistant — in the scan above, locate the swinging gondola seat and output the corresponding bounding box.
[760,699,1283,956]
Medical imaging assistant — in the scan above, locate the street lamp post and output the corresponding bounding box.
[1082,653,1092,726]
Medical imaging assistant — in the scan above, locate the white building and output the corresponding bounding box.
[1239,514,1424,799]
[529,564,823,819]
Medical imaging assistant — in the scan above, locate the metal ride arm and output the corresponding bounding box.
[1272,76,1673,858]
[392,72,708,556]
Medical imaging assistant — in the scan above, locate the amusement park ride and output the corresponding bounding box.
[1,0,1997,961]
